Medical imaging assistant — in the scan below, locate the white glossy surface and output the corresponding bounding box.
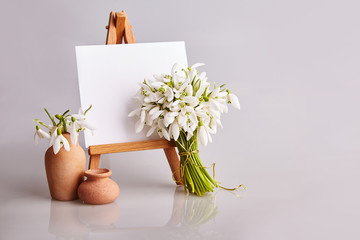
[1,153,359,240]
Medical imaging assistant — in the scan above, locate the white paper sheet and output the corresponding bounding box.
[76,42,188,147]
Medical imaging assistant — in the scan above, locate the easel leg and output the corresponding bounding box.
[88,154,101,169]
[163,147,181,185]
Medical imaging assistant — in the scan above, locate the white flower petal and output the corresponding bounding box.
[151,111,164,121]
[210,120,217,133]
[183,96,199,107]
[162,128,170,141]
[128,108,140,117]
[78,120,96,131]
[186,131,193,141]
[228,93,240,109]
[149,106,160,115]
[171,63,178,75]
[53,137,61,154]
[153,74,164,81]
[195,84,207,98]
[158,97,166,104]
[140,110,146,123]
[185,85,193,96]
[36,129,50,140]
[210,99,221,111]
[198,72,206,80]
[70,124,78,145]
[164,112,177,127]
[49,128,57,147]
[146,125,156,137]
[61,135,70,151]
[135,120,145,133]
[209,87,220,98]
[207,130,213,143]
[191,63,205,69]
[171,122,180,141]
[198,126,208,146]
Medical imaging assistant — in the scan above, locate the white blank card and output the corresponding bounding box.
[76,42,188,147]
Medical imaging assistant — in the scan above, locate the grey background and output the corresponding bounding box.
[1,0,359,212]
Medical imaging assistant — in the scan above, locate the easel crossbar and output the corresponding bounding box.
[89,139,176,155]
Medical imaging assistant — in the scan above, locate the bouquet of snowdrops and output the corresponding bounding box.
[33,106,94,154]
[129,63,240,196]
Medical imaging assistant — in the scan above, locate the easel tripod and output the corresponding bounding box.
[87,11,181,185]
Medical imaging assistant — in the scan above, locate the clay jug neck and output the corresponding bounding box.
[85,168,112,180]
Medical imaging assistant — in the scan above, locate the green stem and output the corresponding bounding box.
[44,108,56,126]
[33,119,51,129]
[62,109,70,116]
[61,117,67,132]
[176,130,217,196]
[84,104,92,115]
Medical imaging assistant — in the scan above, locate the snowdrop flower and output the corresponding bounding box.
[227,93,240,109]
[185,84,193,96]
[197,123,208,147]
[128,108,141,118]
[72,107,96,134]
[128,63,246,195]
[33,105,95,154]
[163,111,178,127]
[34,125,50,145]
[170,121,180,140]
[171,63,178,75]
[173,79,189,98]
[49,128,70,154]
[68,116,81,145]
[148,106,163,121]
[182,96,199,107]
[129,63,240,147]
[146,124,157,137]
[191,63,205,69]
[135,119,145,133]
[49,126,58,146]
[164,87,174,102]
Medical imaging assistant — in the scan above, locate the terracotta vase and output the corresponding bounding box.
[45,133,86,201]
[78,168,120,205]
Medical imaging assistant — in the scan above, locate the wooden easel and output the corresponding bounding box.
[88,11,181,185]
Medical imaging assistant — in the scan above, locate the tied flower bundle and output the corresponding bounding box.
[33,106,95,154]
[129,63,240,196]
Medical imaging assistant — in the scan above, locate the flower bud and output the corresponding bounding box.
[57,128,62,136]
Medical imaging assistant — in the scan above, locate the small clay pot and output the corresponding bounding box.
[45,133,86,201]
[78,168,119,205]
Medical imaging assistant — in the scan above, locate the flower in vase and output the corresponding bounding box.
[50,128,70,154]
[33,105,94,154]
[71,108,96,134]
[34,125,50,145]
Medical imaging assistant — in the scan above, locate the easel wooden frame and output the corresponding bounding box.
[87,11,181,185]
